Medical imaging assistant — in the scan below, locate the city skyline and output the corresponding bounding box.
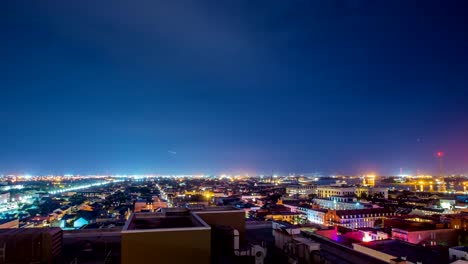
[2,1,467,175]
[0,156,463,177]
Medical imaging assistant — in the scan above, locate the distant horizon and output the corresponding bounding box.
[1,170,466,177]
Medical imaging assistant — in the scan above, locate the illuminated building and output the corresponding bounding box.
[360,230,389,242]
[316,226,388,242]
[363,174,376,187]
[317,186,356,198]
[303,207,327,224]
[0,192,9,204]
[409,207,451,216]
[264,212,306,224]
[317,186,388,199]
[75,191,101,197]
[134,197,168,213]
[325,208,394,228]
[391,227,458,246]
[285,184,317,197]
[448,215,468,230]
[356,187,388,199]
[313,196,365,210]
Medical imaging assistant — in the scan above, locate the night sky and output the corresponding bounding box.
[1,1,467,175]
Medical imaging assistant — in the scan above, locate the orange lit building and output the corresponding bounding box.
[133,196,168,212]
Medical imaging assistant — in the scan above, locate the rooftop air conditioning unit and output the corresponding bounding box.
[252,244,267,264]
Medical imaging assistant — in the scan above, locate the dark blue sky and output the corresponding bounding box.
[1,1,467,175]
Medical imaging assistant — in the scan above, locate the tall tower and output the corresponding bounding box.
[437,151,445,192]
[437,151,444,178]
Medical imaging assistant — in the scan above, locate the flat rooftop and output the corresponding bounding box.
[124,214,206,231]
[452,246,468,253]
[356,239,447,264]
[123,207,241,232]
[131,216,202,230]
[190,206,241,211]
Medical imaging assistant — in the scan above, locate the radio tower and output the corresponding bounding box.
[437,151,444,177]
[437,151,445,192]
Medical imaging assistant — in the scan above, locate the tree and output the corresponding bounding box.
[27,208,40,216]
[374,218,384,228]
[360,192,368,200]
[69,194,86,206]
[38,200,60,216]
[105,191,129,207]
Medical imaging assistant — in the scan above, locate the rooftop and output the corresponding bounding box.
[452,246,468,253]
[0,218,17,225]
[356,239,447,264]
[308,208,328,213]
[123,206,241,232]
[318,185,355,189]
[335,208,391,216]
[268,212,303,215]
[123,211,207,231]
[128,215,204,230]
[191,205,240,211]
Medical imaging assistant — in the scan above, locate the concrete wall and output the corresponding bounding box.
[0,218,19,228]
[449,248,468,261]
[121,229,211,264]
[196,211,246,244]
[273,229,294,249]
[392,228,458,247]
[353,243,397,263]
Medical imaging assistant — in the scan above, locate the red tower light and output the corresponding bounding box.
[437,151,444,158]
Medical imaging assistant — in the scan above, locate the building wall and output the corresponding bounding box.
[356,187,388,199]
[317,186,388,199]
[352,243,397,263]
[338,216,383,228]
[0,192,9,204]
[313,198,364,210]
[449,217,468,229]
[282,203,298,213]
[317,187,356,198]
[196,211,246,245]
[449,247,468,261]
[305,209,326,224]
[265,213,305,224]
[273,229,294,250]
[122,229,211,264]
[134,201,150,213]
[135,200,169,212]
[286,185,316,196]
[325,210,391,228]
[392,228,458,246]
